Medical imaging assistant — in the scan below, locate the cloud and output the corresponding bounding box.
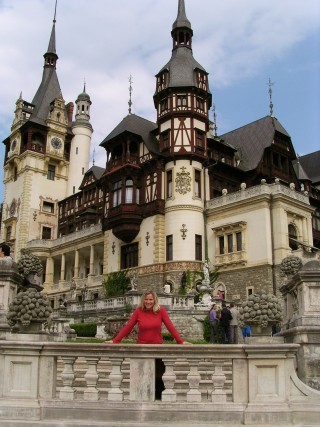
[0,0,319,177]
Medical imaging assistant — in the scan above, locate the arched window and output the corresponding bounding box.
[216,282,226,300]
[125,178,133,203]
[288,224,298,250]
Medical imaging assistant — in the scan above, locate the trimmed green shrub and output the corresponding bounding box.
[70,322,97,337]
[103,270,130,298]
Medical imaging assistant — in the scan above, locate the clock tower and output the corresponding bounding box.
[0,7,87,260]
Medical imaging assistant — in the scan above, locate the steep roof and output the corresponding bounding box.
[100,114,159,154]
[220,116,292,171]
[30,20,63,126]
[156,0,210,91]
[158,48,208,88]
[298,150,320,184]
[87,165,105,180]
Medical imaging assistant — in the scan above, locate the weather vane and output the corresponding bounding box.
[212,103,218,136]
[128,75,133,114]
[268,78,275,117]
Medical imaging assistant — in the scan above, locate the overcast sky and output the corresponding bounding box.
[0,0,319,202]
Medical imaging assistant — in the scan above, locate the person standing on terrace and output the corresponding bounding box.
[105,290,189,344]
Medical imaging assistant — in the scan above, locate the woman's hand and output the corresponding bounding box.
[103,340,114,343]
[182,341,192,345]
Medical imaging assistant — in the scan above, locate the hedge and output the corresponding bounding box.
[70,322,97,337]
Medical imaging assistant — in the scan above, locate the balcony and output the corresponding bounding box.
[106,153,140,173]
[0,341,319,426]
[104,204,143,242]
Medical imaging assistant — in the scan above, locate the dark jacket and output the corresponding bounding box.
[220,307,232,326]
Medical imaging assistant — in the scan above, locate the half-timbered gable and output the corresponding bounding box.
[100,114,164,242]
[220,116,299,188]
[58,166,104,236]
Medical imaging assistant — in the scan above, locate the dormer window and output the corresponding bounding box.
[157,73,168,91]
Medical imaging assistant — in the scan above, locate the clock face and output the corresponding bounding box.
[51,137,62,149]
[11,139,17,151]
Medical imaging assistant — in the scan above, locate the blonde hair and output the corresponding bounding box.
[140,290,160,313]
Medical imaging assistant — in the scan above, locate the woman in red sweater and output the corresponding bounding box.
[106,290,188,344]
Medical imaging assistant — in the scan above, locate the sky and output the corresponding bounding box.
[0,0,319,203]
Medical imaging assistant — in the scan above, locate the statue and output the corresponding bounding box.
[203,260,210,282]
[130,273,137,291]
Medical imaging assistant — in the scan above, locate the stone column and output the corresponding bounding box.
[302,217,308,244]
[89,245,94,275]
[44,257,54,286]
[0,263,21,334]
[60,253,66,282]
[74,250,79,279]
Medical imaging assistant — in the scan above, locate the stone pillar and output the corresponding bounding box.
[89,245,94,276]
[60,253,66,282]
[44,256,54,286]
[74,250,79,279]
[280,259,320,391]
[0,263,21,335]
[302,217,308,244]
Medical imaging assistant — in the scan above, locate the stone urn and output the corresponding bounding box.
[7,288,53,334]
[238,291,283,340]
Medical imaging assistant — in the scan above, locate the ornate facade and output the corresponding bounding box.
[1,0,319,310]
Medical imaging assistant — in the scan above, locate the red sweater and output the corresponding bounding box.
[113,306,183,344]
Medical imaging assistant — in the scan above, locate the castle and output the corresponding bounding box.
[1,0,319,310]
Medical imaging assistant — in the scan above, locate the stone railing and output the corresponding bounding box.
[25,224,102,249]
[0,342,319,426]
[206,181,309,210]
[68,294,195,313]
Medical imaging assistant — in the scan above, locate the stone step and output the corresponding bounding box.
[0,422,315,427]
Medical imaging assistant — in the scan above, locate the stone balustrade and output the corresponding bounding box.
[0,341,319,426]
[68,293,196,313]
[206,181,309,210]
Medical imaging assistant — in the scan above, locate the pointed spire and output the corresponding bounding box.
[47,0,58,55]
[171,0,193,51]
[173,0,191,30]
[43,0,58,70]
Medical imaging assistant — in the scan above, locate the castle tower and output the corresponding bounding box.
[154,0,212,263]
[67,85,93,196]
[0,6,72,260]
